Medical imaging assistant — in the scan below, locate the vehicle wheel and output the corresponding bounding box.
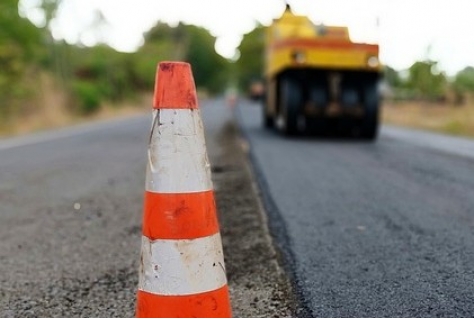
[263,93,274,128]
[361,83,379,141]
[278,77,302,136]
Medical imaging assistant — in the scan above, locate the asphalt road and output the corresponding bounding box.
[4,96,474,317]
[0,114,149,317]
[0,99,295,317]
[236,100,474,317]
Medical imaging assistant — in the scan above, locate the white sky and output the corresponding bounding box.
[19,0,474,76]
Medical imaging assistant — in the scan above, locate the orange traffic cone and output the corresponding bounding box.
[135,61,232,318]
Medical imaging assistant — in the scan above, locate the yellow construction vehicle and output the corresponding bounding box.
[263,4,382,139]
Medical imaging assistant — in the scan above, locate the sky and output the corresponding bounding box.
[19,0,474,76]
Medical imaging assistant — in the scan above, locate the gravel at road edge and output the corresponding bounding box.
[210,119,298,317]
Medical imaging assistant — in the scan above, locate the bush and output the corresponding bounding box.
[71,80,101,114]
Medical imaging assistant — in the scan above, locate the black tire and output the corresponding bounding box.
[361,83,379,141]
[279,77,302,136]
[262,92,274,128]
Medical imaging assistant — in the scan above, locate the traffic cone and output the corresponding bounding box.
[135,61,232,318]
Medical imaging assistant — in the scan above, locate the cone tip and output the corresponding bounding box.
[153,61,198,109]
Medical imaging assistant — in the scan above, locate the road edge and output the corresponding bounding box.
[232,102,313,317]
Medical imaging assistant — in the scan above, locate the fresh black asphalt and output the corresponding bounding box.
[236,100,474,317]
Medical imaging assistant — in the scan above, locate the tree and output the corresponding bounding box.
[453,66,474,94]
[406,60,447,100]
[383,65,402,88]
[183,24,229,94]
[39,0,72,82]
[235,25,265,92]
[450,66,474,105]
[135,22,230,94]
[0,0,43,117]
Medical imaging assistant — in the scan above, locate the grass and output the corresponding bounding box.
[0,71,213,139]
[0,97,150,138]
[0,73,150,138]
[382,99,474,138]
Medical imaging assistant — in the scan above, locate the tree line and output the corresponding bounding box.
[2,0,474,125]
[0,0,231,121]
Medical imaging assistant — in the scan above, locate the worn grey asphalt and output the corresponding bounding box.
[236,100,474,317]
[0,98,296,317]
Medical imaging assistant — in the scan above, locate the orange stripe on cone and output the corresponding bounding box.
[136,61,232,318]
[153,62,198,109]
[136,286,231,318]
[143,190,219,240]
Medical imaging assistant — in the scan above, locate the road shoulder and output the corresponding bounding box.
[209,118,297,317]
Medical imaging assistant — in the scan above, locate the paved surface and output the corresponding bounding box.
[0,114,147,317]
[4,96,474,317]
[382,125,474,160]
[0,99,295,317]
[236,100,474,317]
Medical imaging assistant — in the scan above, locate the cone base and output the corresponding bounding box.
[136,285,231,318]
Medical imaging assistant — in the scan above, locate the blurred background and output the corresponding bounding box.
[1,0,474,137]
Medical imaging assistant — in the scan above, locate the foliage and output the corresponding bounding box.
[0,0,43,60]
[61,44,146,114]
[383,62,474,103]
[385,61,449,101]
[2,2,233,121]
[64,21,232,112]
[453,66,474,94]
[383,65,402,88]
[405,60,447,100]
[234,25,265,92]
[132,23,184,90]
[184,24,230,94]
[0,0,44,118]
[71,80,101,114]
[5,3,474,126]
[136,22,230,94]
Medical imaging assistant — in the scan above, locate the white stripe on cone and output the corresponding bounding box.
[138,234,227,296]
[146,109,213,193]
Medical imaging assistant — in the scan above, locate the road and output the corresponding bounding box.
[3,96,474,317]
[0,114,150,317]
[0,99,294,317]
[236,99,474,317]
